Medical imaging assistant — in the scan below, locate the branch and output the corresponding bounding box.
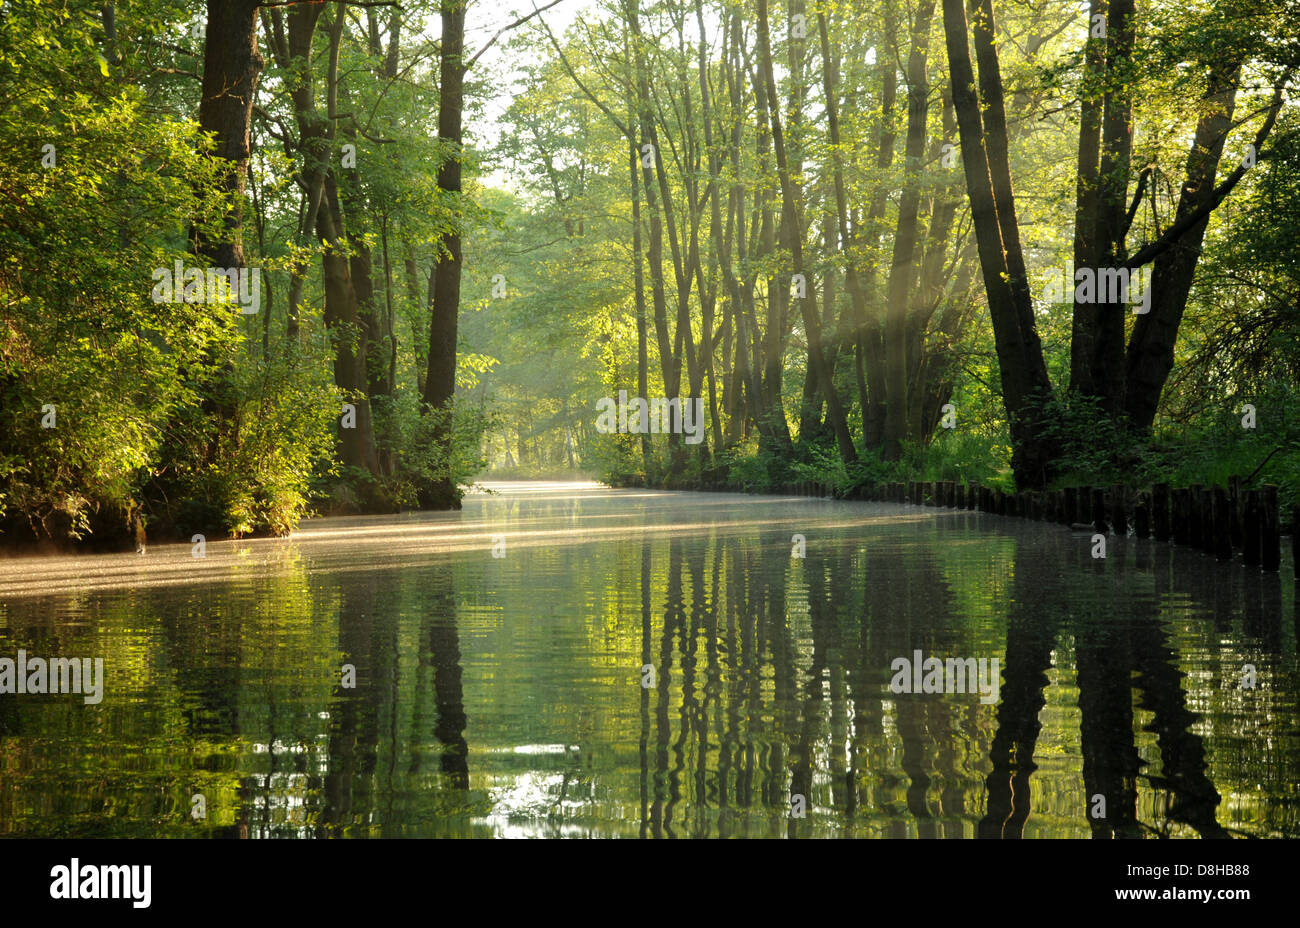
[1125,74,1291,270]
[1119,164,1153,245]
[531,3,631,140]
[257,1,400,8]
[467,0,567,70]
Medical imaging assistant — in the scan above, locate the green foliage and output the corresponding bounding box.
[367,394,493,509]
[0,28,230,541]
[152,347,339,538]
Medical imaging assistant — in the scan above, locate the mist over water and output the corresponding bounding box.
[1,482,1295,838]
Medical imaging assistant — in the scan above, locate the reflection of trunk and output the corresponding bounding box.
[941,0,1056,487]
[1129,619,1227,837]
[1075,624,1142,837]
[420,0,466,509]
[321,575,394,835]
[638,546,652,837]
[426,583,469,790]
[759,527,794,809]
[979,545,1061,839]
[790,547,839,835]
[650,539,684,833]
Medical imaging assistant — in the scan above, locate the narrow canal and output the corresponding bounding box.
[1,482,1296,837]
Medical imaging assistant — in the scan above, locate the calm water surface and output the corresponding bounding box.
[1,482,1297,838]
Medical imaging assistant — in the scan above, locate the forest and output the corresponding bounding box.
[2,0,1298,549]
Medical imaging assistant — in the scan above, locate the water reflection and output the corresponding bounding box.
[0,483,1296,837]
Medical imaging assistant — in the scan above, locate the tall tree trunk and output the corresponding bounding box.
[629,134,651,472]
[748,38,794,459]
[941,0,1056,487]
[1070,0,1106,397]
[189,0,264,465]
[420,0,467,509]
[695,0,726,460]
[757,0,856,467]
[1089,0,1136,416]
[1124,61,1242,431]
[193,0,262,267]
[624,0,680,467]
[317,5,378,475]
[882,0,936,460]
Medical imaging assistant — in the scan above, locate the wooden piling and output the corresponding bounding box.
[1110,484,1128,536]
[1091,487,1107,535]
[1200,488,1216,555]
[1213,487,1232,561]
[1171,489,1187,545]
[1293,504,1300,581]
[1152,483,1170,542]
[1188,484,1204,548]
[1134,491,1151,539]
[1243,489,1262,566]
[1228,476,1244,549]
[1262,485,1280,572]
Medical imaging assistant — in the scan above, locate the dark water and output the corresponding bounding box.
[1,482,1296,838]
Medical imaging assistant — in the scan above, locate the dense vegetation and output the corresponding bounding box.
[477,0,1300,509]
[1,0,1297,548]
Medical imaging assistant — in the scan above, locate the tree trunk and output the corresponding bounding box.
[1123,61,1241,431]
[1070,0,1106,397]
[882,0,936,460]
[192,0,263,268]
[757,0,856,467]
[941,0,1056,487]
[1089,0,1136,416]
[420,0,467,509]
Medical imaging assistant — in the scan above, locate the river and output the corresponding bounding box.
[1,481,1296,837]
